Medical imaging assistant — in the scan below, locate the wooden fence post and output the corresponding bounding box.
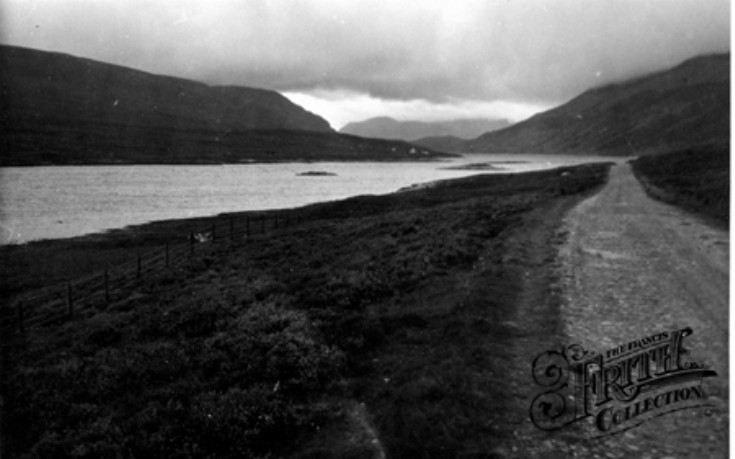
[67,283,73,318]
[17,301,24,333]
[105,269,110,303]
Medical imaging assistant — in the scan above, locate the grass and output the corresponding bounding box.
[0,210,299,306]
[1,163,611,458]
[630,144,729,227]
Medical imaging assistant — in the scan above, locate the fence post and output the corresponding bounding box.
[105,269,110,303]
[138,255,142,279]
[67,283,73,318]
[165,241,170,267]
[17,301,24,333]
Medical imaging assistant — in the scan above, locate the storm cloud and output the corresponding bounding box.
[1,0,730,127]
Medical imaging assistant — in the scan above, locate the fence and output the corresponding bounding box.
[0,210,306,334]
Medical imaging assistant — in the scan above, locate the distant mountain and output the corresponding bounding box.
[340,117,511,141]
[0,45,452,164]
[461,53,730,155]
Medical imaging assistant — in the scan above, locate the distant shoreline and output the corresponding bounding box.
[0,156,458,168]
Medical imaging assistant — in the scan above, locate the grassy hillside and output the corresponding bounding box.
[462,54,729,156]
[1,45,331,133]
[630,144,729,227]
[1,163,611,458]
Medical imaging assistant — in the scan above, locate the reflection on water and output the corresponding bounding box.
[0,154,615,244]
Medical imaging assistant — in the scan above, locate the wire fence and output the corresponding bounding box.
[0,210,306,334]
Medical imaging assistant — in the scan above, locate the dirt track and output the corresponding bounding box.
[554,162,729,458]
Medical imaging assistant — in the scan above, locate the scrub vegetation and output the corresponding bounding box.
[630,144,729,227]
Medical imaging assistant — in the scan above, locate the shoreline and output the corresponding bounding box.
[0,155,459,168]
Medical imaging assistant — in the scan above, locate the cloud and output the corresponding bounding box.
[283,89,551,130]
[1,0,729,124]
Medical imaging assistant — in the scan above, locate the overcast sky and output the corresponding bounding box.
[1,0,730,128]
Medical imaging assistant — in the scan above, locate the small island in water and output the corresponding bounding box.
[297,171,338,176]
[440,160,531,171]
[441,162,504,171]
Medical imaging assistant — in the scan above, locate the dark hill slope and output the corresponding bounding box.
[0,45,331,133]
[464,54,730,155]
[0,46,450,164]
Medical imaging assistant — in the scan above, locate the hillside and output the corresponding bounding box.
[0,45,451,164]
[413,135,468,152]
[462,53,730,155]
[0,45,331,133]
[340,116,510,141]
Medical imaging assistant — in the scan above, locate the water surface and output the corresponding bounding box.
[0,154,614,244]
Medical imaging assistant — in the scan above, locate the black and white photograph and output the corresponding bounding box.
[0,1,729,457]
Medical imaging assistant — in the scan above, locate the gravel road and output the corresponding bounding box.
[554,162,729,458]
